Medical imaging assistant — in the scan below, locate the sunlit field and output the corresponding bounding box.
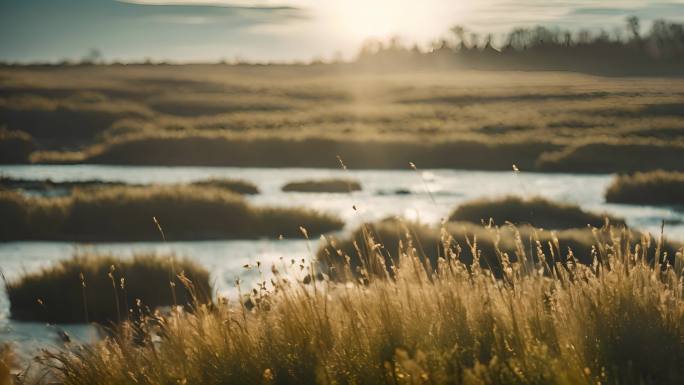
[1,66,683,172]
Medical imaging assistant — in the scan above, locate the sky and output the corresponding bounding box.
[1,0,684,62]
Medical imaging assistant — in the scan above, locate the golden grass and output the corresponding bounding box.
[0,185,342,241]
[282,178,362,193]
[5,253,211,323]
[28,223,684,385]
[317,218,678,280]
[448,196,624,229]
[605,170,684,205]
[2,66,683,172]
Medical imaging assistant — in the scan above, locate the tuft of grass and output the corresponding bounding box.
[32,223,684,385]
[448,195,624,229]
[5,253,211,323]
[191,178,259,195]
[282,178,361,193]
[0,185,343,241]
[0,129,35,164]
[605,170,684,205]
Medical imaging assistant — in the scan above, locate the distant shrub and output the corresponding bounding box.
[5,253,210,323]
[0,129,35,164]
[537,141,684,173]
[282,178,361,193]
[606,170,684,205]
[448,195,624,229]
[191,178,259,195]
[0,185,343,241]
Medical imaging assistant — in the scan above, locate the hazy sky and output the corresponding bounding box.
[1,0,684,62]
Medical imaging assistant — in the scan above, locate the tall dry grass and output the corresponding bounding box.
[28,222,684,385]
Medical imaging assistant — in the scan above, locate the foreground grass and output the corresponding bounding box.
[282,178,362,193]
[5,253,210,323]
[605,170,684,205]
[448,195,624,229]
[27,223,684,385]
[0,185,342,241]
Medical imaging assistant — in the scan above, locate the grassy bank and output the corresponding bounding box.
[33,133,684,173]
[606,170,684,205]
[0,185,342,241]
[0,129,35,164]
[5,253,210,323]
[31,223,684,385]
[318,218,675,280]
[448,196,624,229]
[44,134,555,170]
[282,178,362,193]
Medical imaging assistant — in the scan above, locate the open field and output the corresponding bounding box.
[17,223,684,385]
[1,65,683,172]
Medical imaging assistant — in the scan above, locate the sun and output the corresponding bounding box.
[316,0,468,43]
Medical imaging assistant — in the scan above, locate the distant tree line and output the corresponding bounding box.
[355,17,684,75]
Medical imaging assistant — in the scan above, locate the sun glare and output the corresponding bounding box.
[318,0,468,43]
